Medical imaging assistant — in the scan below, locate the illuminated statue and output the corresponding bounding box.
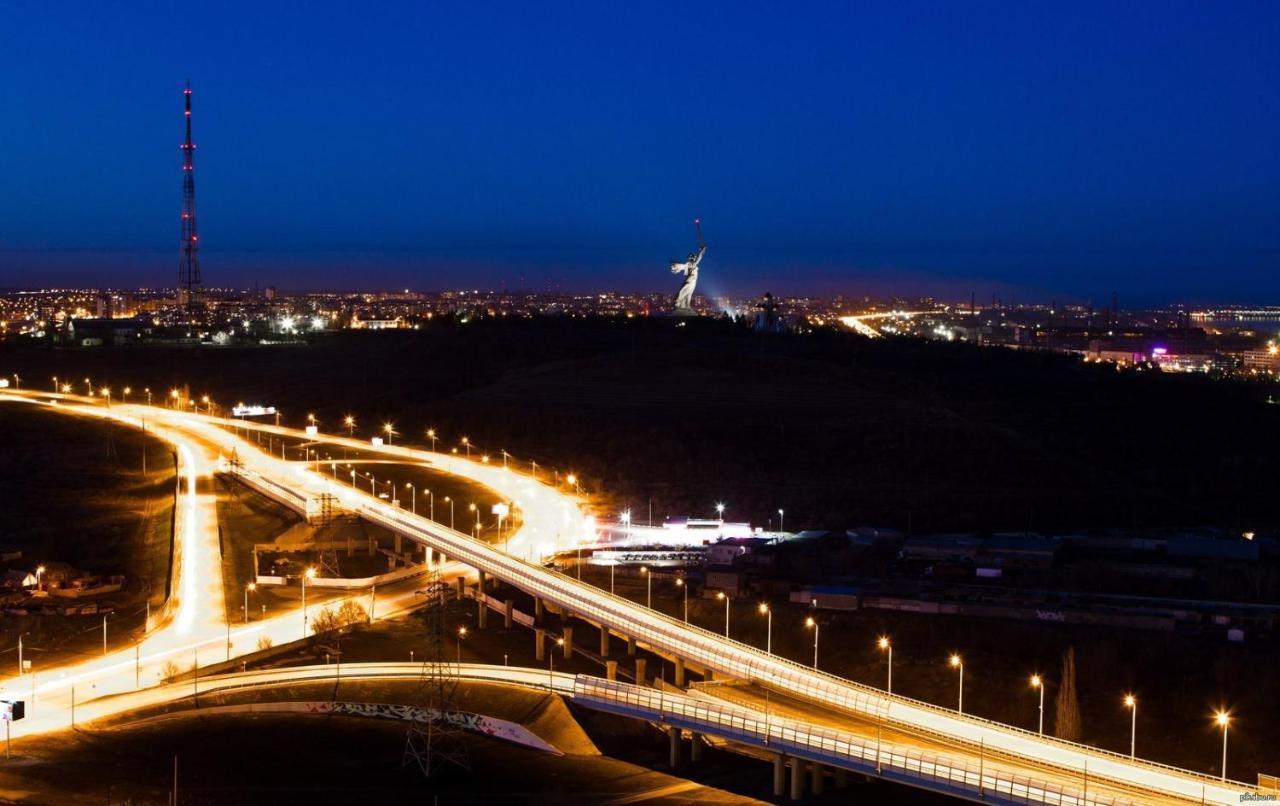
[670,219,706,312]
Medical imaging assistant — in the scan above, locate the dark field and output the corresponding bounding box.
[6,318,1280,535]
[0,403,176,663]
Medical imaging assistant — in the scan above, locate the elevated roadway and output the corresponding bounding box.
[0,391,1262,805]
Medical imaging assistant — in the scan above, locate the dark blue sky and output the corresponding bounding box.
[2,1,1277,303]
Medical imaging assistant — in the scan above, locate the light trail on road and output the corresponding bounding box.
[0,392,1260,804]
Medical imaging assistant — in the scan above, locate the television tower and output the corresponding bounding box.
[178,81,202,310]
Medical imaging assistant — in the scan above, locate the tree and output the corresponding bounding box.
[310,600,368,637]
[1055,646,1082,742]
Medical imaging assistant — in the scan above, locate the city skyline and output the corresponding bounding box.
[2,2,1278,304]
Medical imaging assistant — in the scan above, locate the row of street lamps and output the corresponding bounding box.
[628,572,1237,782]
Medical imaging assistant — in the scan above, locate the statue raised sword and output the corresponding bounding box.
[670,218,706,313]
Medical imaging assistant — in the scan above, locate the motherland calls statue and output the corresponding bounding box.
[670,219,706,313]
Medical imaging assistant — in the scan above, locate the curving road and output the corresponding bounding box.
[0,391,1261,805]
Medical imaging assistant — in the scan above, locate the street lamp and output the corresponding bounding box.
[805,616,820,668]
[461,437,471,457]
[302,566,317,638]
[406,482,415,514]
[641,566,652,609]
[244,582,256,624]
[1030,674,1045,735]
[675,578,688,622]
[35,565,46,593]
[144,387,152,405]
[344,415,355,436]
[715,502,725,519]
[716,591,730,637]
[456,626,467,665]
[382,422,395,445]
[758,603,772,655]
[1215,711,1230,782]
[445,496,455,530]
[549,636,565,686]
[1124,694,1137,759]
[777,509,785,532]
[426,428,437,451]
[878,637,893,694]
[950,654,964,714]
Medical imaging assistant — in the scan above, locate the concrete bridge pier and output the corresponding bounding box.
[835,768,848,789]
[477,596,488,628]
[478,569,486,591]
[394,533,402,554]
[668,727,682,768]
[425,546,433,566]
[599,627,610,657]
[789,757,805,801]
[627,636,637,656]
[772,755,786,797]
[562,626,573,658]
[504,599,514,628]
[689,731,703,762]
[674,658,685,688]
[634,657,647,686]
[455,576,465,599]
[810,762,824,795]
[534,597,544,624]
[535,628,546,661]
[606,660,618,681]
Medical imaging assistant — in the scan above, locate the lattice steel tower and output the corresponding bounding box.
[178,81,202,310]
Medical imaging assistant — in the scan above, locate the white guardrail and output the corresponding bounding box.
[575,676,1140,806]
[201,414,1255,806]
[345,499,1248,805]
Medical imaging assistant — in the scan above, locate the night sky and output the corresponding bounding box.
[2,1,1277,304]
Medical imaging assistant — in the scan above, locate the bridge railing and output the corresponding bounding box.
[357,498,1240,801]
[573,675,1138,806]
[213,419,1251,803]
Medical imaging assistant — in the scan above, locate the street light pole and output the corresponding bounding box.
[244,583,256,624]
[759,604,771,654]
[1124,695,1137,759]
[1215,712,1230,782]
[950,655,964,713]
[1031,675,1045,734]
[718,592,730,637]
[302,567,316,639]
[806,617,819,668]
[878,637,893,694]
